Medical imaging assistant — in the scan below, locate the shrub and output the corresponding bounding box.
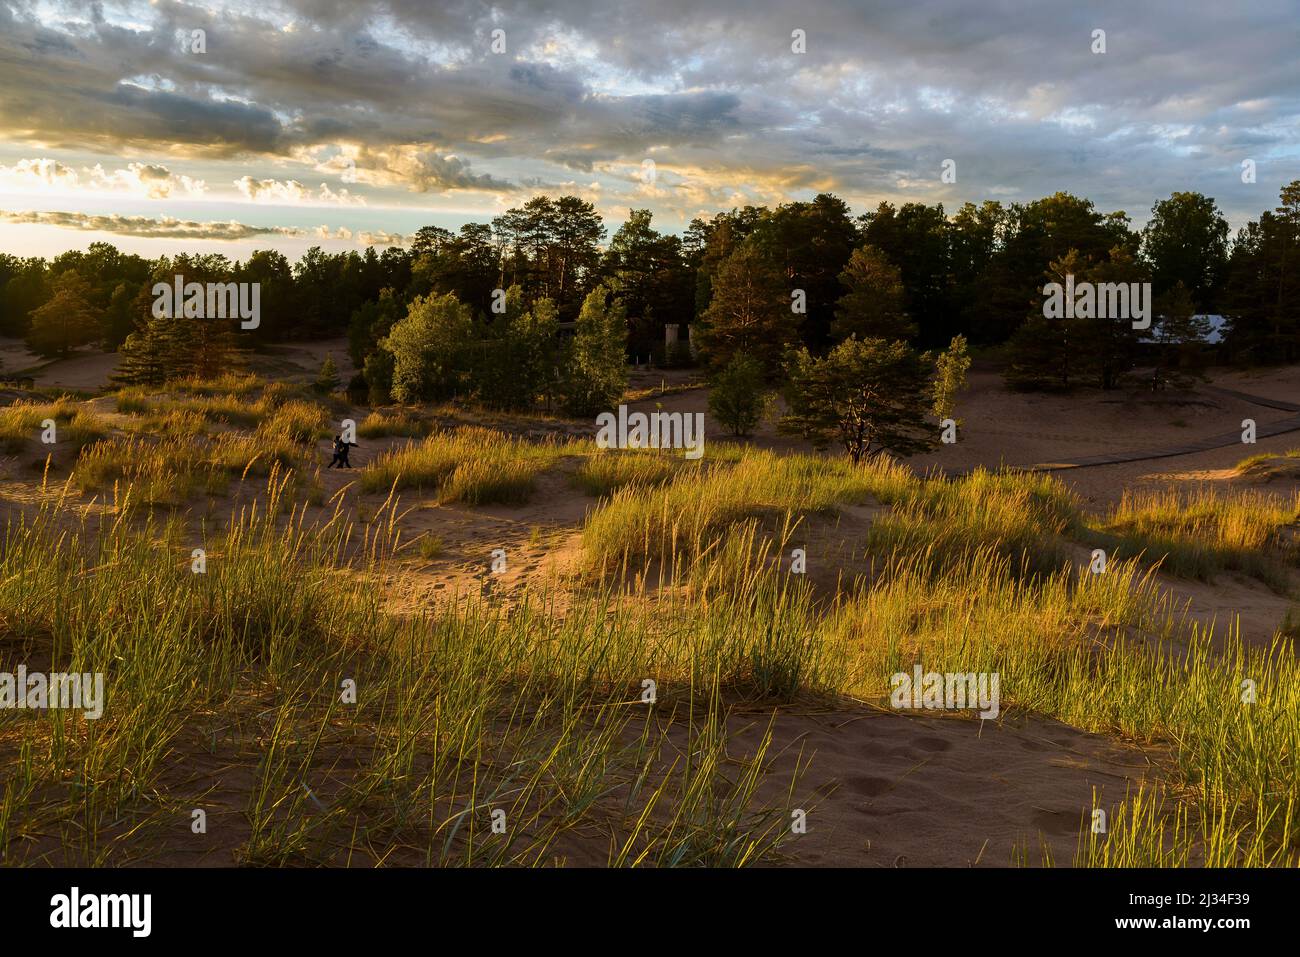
[708,352,768,437]
[314,354,341,395]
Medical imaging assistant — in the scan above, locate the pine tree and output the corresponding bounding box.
[695,244,793,375]
[315,354,341,394]
[831,245,917,342]
[1151,282,1210,388]
[780,336,940,462]
[1004,314,1070,391]
[26,270,101,357]
[112,311,242,386]
[708,352,768,436]
[1004,250,1087,390]
[931,335,971,424]
[562,285,628,416]
[187,314,242,381]
[112,325,167,386]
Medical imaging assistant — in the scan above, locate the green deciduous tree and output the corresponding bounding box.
[347,287,403,367]
[1141,192,1229,306]
[363,349,395,406]
[383,292,476,403]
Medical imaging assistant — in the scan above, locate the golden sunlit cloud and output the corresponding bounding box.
[0,158,207,200]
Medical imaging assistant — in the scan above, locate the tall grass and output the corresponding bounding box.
[357,411,430,439]
[114,389,269,428]
[866,467,1081,580]
[360,427,567,504]
[572,448,689,496]
[72,429,315,505]
[807,546,1296,865]
[0,399,106,453]
[576,449,1299,866]
[0,478,800,866]
[1095,486,1299,591]
[581,449,912,578]
[3,424,1297,867]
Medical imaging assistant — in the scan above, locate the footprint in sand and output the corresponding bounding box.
[911,735,953,753]
[843,775,895,797]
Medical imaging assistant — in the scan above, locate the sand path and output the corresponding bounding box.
[1031,386,1300,471]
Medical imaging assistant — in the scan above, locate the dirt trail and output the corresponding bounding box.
[1032,386,1300,471]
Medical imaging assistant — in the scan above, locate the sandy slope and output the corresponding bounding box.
[741,707,1156,867]
[2,354,1296,865]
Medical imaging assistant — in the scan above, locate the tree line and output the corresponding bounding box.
[2,182,1298,406]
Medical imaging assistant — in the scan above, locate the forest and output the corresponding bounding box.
[2,183,1298,407]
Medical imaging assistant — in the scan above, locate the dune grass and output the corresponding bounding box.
[572,448,692,496]
[62,379,332,506]
[73,434,226,503]
[0,398,107,454]
[701,539,1298,866]
[360,427,569,504]
[258,399,330,445]
[126,407,210,439]
[1236,447,1300,477]
[114,388,270,428]
[574,449,1298,866]
[113,376,340,434]
[0,478,797,866]
[1093,486,1299,591]
[865,467,1082,580]
[72,427,317,506]
[170,372,263,397]
[2,412,1297,867]
[356,411,431,439]
[581,449,913,578]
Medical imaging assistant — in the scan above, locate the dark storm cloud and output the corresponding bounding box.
[1,0,1296,220]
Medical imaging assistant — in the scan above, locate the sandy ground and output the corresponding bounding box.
[87,700,1148,868]
[0,337,355,392]
[619,363,1300,507]
[740,706,1156,867]
[3,349,1296,866]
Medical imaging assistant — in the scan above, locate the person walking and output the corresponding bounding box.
[327,434,359,468]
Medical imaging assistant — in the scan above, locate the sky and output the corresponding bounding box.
[1,0,1297,261]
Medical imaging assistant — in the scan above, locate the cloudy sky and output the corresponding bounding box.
[1,0,1297,260]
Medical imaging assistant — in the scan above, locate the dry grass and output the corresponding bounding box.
[360,427,570,504]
